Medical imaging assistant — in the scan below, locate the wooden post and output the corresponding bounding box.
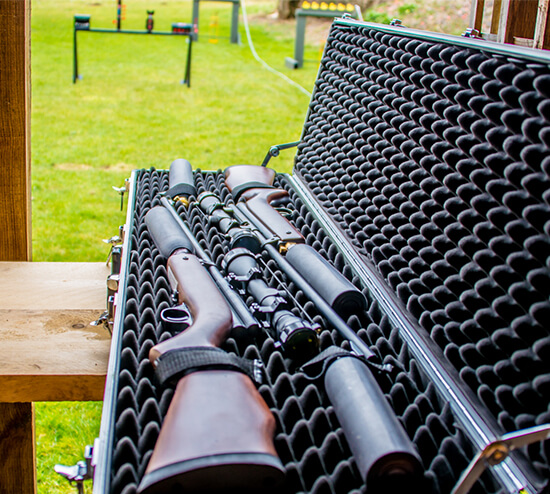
[0,0,31,262]
[533,0,550,48]
[469,0,485,33]
[0,1,34,493]
[0,403,35,494]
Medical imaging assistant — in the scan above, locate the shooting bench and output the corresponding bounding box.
[0,262,111,493]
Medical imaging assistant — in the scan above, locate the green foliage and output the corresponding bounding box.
[362,10,392,25]
[397,3,417,17]
[36,402,102,493]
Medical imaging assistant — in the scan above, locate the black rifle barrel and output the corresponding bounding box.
[159,197,260,338]
[234,203,381,364]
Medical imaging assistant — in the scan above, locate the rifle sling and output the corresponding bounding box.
[300,346,365,380]
[155,346,263,387]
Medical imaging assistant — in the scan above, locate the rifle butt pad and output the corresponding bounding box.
[324,356,423,493]
[138,453,284,494]
[285,243,367,319]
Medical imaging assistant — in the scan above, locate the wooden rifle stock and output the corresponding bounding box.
[138,206,284,494]
[225,165,303,245]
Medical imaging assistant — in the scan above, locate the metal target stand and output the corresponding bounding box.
[73,4,194,86]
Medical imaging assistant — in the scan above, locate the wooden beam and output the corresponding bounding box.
[0,0,31,262]
[0,403,35,494]
[490,0,503,34]
[533,0,550,48]
[469,0,485,32]
[0,262,112,403]
[504,0,538,44]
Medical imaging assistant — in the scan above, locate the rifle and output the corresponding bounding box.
[224,164,423,489]
[224,164,367,319]
[167,161,320,357]
[137,205,285,494]
[160,160,375,364]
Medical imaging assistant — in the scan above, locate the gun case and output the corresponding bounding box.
[93,17,550,494]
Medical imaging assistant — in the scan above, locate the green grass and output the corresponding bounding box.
[31,0,319,263]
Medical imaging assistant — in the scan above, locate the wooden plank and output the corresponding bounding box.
[0,262,112,402]
[490,0,502,34]
[497,0,511,43]
[0,0,31,262]
[469,0,485,32]
[533,0,550,48]
[0,262,109,310]
[504,0,538,43]
[0,403,35,494]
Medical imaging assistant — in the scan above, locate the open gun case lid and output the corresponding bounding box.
[93,17,550,494]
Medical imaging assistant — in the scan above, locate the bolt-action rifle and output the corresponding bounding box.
[137,205,284,494]
[168,159,376,363]
[224,164,367,319]
[160,161,319,357]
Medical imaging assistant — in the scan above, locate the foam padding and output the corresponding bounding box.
[294,22,550,482]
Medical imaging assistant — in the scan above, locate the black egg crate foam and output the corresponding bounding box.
[103,20,550,494]
[294,20,550,486]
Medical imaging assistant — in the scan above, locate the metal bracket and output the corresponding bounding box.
[54,444,94,494]
[451,424,550,494]
[103,234,123,267]
[113,178,130,211]
[261,141,300,167]
[462,27,482,38]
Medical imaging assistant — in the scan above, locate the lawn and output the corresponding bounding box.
[30,0,471,491]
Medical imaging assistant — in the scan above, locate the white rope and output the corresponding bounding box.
[240,0,312,98]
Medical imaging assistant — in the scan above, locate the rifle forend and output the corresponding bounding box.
[138,206,284,494]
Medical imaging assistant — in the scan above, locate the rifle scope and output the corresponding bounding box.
[223,247,320,360]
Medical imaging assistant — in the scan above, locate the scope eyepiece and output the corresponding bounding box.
[273,310,320,360]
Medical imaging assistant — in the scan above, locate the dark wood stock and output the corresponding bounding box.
[149,250,232,361]
[224,164,276,191]
[140,249,284,493]
[142,372,281,492]
[241,188,304,244]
